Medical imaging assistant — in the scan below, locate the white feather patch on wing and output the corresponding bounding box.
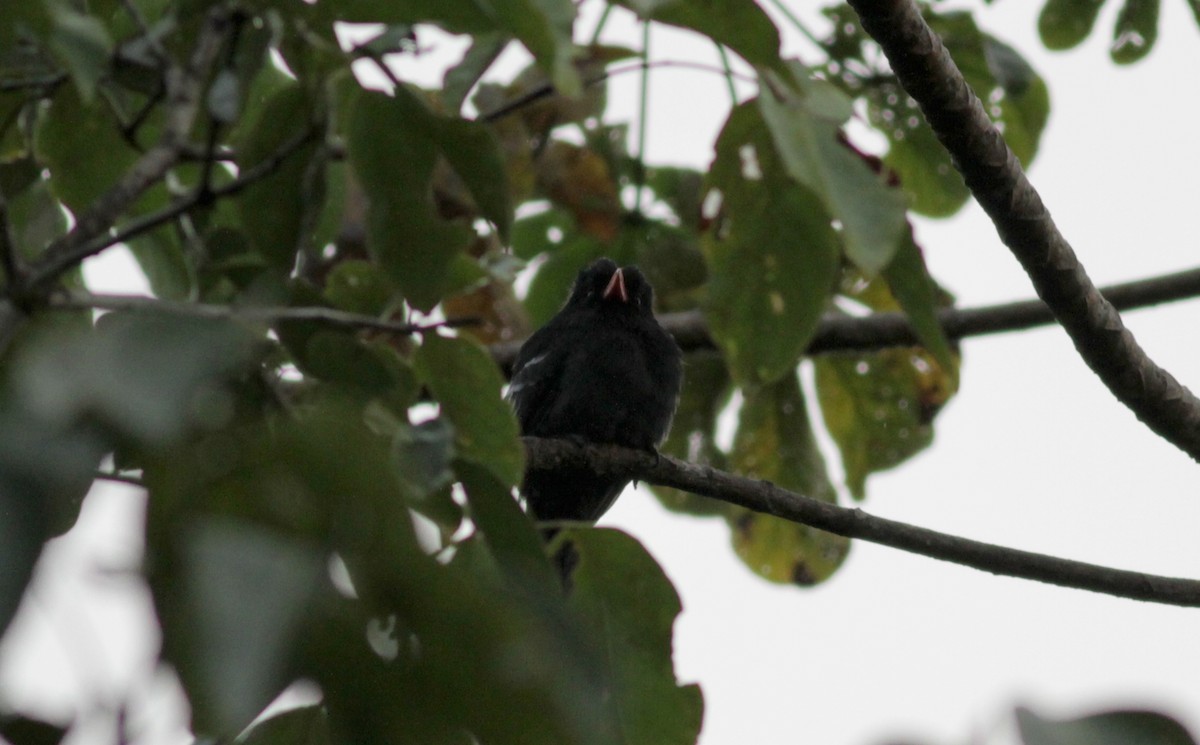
[508,353,548,396]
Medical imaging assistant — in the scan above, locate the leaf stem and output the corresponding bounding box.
[634,21,651,214]
[714,44,739,106]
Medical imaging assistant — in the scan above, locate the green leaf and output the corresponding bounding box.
[0,412,105,638]
[322,260,398,316]
[234,84,323,270]
[729,374,848,584]
[618,0,786,76]
[644,165,705,231]
[343,87,468,311]
[651,350,731,516]
[1038,0,1107,50]
[437,116,514,241]
[302,331,401,393]
[815,347,954,499]
[13,312,262,443]
[391,416,456,500]
[510,205,575,260]
[758,73,908,275]
[819,8,1048,217]
[414,334,524,487]
[126,229,192,300]
[1016,706,1197,745]
[883,119,968,217]
[983,36,1050,167]
[1110,0,1159,64]
[456,459,557,592]
[628,220,707,307]
[236,705,330,745]
[492,0,579,95]
[35,85,140,214]
[45,4,112,103]
[929,14,1050,168]
[443,32,509,112]
[6,178,70,262]
[703,103,839,384]
[170,518,327,735]
[882,227,957,377]
[565,528,704,745]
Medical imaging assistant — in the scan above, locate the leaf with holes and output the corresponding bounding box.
[703,103,839,385]
[729,374,848,584]
[815,348,955,500]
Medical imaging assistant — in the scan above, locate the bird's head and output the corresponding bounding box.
[567,258,655,317]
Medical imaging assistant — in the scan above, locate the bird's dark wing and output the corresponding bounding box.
[507,324,566,436]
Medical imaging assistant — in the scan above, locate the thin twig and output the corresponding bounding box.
[765,0,823,47]
[25,125,318,290]
[0,72,68,92]
[29,8,231,294]
[847,0,1200,462]
[634,22,652,214]
[479,60,756,124]
[525,437,1200,607]
[0,186,24,295]
[50,291,481,336]
[714,44,739,106]
[490,266,1200,372]
[587,2,614,45]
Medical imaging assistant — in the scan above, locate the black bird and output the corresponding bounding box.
[509,258,683,528]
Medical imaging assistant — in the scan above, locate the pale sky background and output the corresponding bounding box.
[3,2,1200,745]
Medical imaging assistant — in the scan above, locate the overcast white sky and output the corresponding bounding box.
[3,2,1200,745]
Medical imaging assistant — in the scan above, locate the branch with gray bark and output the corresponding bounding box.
[845,0,1200,461]
[0,7,232,351]
[525,437,1200,607]
[491,266,1200,373]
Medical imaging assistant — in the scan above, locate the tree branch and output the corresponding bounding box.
[525,437,1200,607]
[0,186,23,293]
[28,7,230,294]
[50,291,480,336]
[490,266,1200,373]
[24,125,320,289]
[845,0,1200,462]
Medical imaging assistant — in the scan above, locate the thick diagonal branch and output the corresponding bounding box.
[525,437,1200,607]
[844,0,1200,461]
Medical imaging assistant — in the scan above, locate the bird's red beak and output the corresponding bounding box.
[602,268,628,303]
